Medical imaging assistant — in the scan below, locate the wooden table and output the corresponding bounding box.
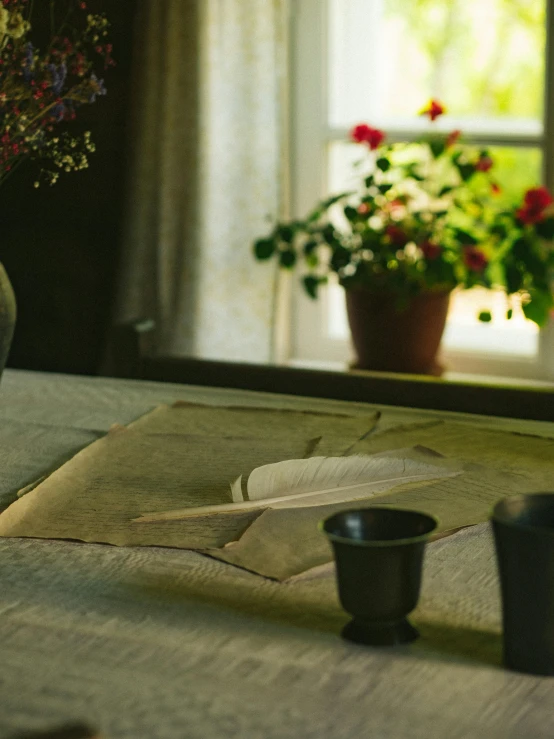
[1,369,553,739]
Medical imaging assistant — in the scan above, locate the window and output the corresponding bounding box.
[288,0,554,381]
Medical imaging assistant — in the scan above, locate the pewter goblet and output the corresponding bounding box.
[322,507,437,646]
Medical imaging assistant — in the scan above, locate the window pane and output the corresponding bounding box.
[486,147,542,204]
[328,278,350,339]
[329,0,546,128]
[328,141,365,192]
[443,288,539,356]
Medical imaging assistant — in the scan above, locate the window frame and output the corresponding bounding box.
[287,0,554,382]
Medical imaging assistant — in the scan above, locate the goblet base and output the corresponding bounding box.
[342,617,419,647]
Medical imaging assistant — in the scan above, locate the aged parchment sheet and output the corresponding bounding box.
[0,403,380,551]
[0,402,552,580]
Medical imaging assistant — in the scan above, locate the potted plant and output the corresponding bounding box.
[253,101,554,375]
[0,0,113,379]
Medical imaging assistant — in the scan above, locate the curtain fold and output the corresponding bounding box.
[115,0,289,362]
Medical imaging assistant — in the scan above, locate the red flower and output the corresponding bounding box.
[516,186,554,225]
[420,240,442,261]
[517,208,541,225]
[357,202,371,215]
[463,247,488,272]
[446,129,461,148]
[420,99,446,122]
[386,225,409,246]
[475,155,493,172]
[525,186,553,209]
[350,123,386,150]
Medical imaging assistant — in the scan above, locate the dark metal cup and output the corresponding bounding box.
[321,507,437,646]
[492,493,554,676]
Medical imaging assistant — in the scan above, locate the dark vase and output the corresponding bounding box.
[0,262,16,380]
[345,288,451,375]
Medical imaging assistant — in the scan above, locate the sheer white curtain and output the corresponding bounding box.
[116,0,289,361]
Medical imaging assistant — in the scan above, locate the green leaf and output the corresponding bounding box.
[431,260,456,284]
[478,310,493,323]
[344,206,358,221]
[522,290,554,327]
[512,236,529,262]
[490,223,508,239]
[506,308,513,320]
[322,225,337,244]
[307,209,322,223]
[487,260,505,287]
[512,236,546,281]
[456,162,476,182]
[254,238,276,260]
[454,228,478,246]
[536,217,554,240]
[464,271,482,289]
[429,139,446,158]
[505,263,524,293]
[279,249,297,269]
[321,191,352,209]
[438,185,454,197]
[376,157,391,172]
[278,225,295,243]
[303,240,318,256]
[378,184,393,195]
[303,275,321,299]
[364,175,374,188]
[330,246,351,272]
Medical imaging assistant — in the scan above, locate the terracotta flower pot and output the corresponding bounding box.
[345,288,451,375]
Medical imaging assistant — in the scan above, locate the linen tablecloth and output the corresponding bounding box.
[1,369,554,739]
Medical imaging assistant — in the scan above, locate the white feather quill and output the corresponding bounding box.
[133,451,461,523]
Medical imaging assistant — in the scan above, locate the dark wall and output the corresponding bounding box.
[2,0,138,375]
